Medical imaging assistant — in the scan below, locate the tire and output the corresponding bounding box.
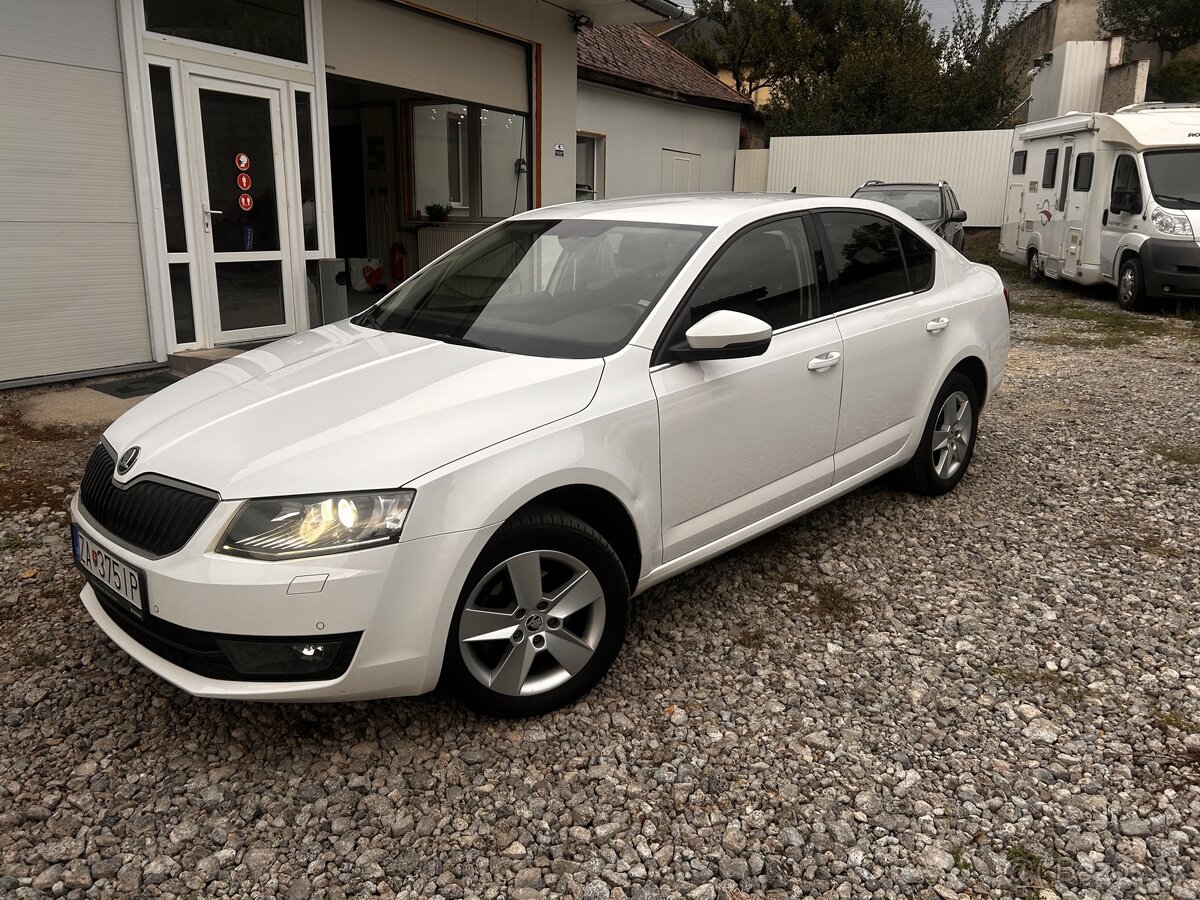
[441,509,630,717]
[1028,249,1043,282]
[1117,255,1146,311]
[896,372,980,497]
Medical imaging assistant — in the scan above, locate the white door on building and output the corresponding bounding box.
[184,71,301,345]
[661,149,701,193]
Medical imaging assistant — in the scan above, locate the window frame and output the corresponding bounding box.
[1012,151,1027,175]
[650,212,830,367]
[1042,148,1059,189]
[1110,153,1143,215]
[408,98,532,223]
[1057,145,1074,211]
[812,209,921,315]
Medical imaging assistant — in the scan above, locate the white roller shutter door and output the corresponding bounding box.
[323,0,529,112]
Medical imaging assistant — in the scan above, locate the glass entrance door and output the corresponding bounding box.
[186,73,298,344]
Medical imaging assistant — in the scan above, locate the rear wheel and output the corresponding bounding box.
[1117,256,1146,311]
[441,510,630,717]
[897,372,979,496]
[1028,249,1043,281]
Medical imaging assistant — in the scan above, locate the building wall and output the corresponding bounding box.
[576,82,741,198]
[410,0,578,208]
[763,130,1013,227]
[1029,41,1109,121]
[1101,58,1150,111]
[0,0,152,384]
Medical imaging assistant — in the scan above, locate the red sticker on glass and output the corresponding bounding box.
[238,193,254,211]
[236,172,252,191]
[235,152,250,171]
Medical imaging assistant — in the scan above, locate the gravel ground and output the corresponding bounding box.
[1,272,1199,899]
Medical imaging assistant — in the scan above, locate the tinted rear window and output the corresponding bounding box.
[818,211,909,311]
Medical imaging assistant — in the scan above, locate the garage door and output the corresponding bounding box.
[323,0,529,113]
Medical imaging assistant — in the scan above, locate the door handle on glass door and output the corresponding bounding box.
[808,351,842,371]
[926,317,950,333]
[202,202,224,234]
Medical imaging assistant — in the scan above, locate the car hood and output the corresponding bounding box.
[104,323,603,499]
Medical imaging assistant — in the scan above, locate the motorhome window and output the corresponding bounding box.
[1144,150,1200,209]
[1042,149,1058,188]
[1073,153,1094,192]
[1012,151,1027,175]
[1057,146,1073,211]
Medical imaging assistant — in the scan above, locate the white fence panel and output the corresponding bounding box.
[763,130,1013,227]
[733,148,769,192]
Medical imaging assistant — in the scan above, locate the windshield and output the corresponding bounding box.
[855,188,943,220]
[357,219,710,358]
[1144,150,1200,209]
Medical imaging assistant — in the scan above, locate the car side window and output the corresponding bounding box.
[1042,148,1059,188]
[897,226,935,292]
[946,188,961,213]
[817,211,909,312]
[675,217,819,334]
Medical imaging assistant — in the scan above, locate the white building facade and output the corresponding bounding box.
[0,0,682,386]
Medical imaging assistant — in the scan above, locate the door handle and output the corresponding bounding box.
[807,351,841,371]
[202,202,224,234]
[926,317,950,333]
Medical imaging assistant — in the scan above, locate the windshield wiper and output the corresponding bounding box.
[433,333,509,353]
[1154,193,1200,209]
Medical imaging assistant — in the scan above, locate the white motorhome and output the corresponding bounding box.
[999,103,1200,309]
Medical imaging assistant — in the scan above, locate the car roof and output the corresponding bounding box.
[515,192,830,227]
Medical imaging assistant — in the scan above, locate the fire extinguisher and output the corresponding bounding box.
[390,241,407,282]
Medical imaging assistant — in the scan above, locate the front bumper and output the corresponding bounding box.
[1140,238,1200,298]
[72,494,499,701]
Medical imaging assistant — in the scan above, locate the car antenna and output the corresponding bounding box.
[790,186,797,193]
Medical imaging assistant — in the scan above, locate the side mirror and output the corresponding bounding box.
[1110,191,1141,215]
[949,209,967,223]
[673,310,772,362]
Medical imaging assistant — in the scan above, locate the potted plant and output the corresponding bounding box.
[424,202,451,223]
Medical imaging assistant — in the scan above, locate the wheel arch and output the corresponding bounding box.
[513,484,642,591]
[950,355,989,410]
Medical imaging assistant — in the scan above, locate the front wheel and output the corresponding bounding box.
[1117,256,1146,311]
[896,372,979,496]
[441,510,630,717]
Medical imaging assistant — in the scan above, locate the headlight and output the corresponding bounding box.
[219,490,414,559]
[1151,207,1193,236]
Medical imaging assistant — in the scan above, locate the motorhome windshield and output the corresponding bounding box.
[1144,150,1200,209]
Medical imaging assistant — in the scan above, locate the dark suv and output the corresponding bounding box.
[851,181,968,252]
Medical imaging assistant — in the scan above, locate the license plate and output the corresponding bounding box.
[72,524,145,616]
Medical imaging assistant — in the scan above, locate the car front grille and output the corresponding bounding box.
[79,443,219,557]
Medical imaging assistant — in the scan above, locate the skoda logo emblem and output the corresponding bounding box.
[117,446,140,476]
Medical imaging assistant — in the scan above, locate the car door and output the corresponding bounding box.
[814,209,952,483]
[1100,153,1143,280]
[651,215,842,561]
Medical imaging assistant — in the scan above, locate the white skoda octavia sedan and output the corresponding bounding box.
[72,194,1009,716]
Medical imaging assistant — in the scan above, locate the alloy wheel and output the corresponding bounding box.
[931,390,973,480]
[457,550,606,697]
[1119,266,1136,306]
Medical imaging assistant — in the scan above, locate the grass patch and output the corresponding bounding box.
[809,582,859,620]
[1151,706,1199,735]
[736,629,773,651]
[1,533,42,551]
[1006,845,1050,882]
[17,650,54,670]
[1150,443,1200,466]
[992,665,1086,702]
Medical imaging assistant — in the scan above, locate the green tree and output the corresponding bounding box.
[935,0,1028,130]
[1098,0,1200,57]
[762,0,944,135]
[677,0,814,97]
[1149,58,1200,101]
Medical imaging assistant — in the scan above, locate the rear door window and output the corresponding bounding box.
[817,211,910,312]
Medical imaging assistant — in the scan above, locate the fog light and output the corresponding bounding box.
[218,638,344,676]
